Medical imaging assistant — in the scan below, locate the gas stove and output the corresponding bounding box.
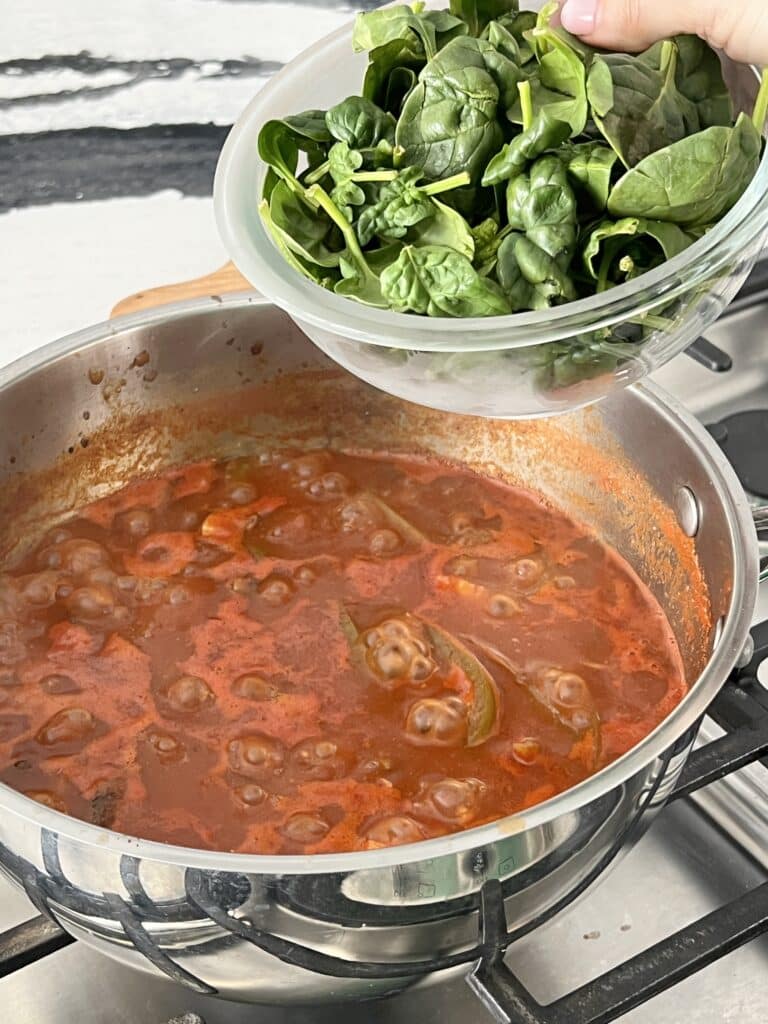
[2,280,768,1023]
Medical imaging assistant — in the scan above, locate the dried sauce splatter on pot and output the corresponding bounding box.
[0,450,686,853]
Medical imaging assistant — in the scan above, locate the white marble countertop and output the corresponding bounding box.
[0,0,359,363]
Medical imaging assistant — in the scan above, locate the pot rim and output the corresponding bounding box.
[0,294,758,873]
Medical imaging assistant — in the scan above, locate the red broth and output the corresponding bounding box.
[0,450,686,853]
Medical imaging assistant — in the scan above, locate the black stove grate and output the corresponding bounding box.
[470,665,768,1024]
[1,625,768,1023]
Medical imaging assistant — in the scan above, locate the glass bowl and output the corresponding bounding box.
[214,4,768,418]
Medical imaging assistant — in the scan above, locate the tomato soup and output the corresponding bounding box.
[0,449,686,853]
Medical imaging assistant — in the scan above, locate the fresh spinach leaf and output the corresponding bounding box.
[328,147,368,221]
[268,180,342,267]
[527,1,594,64]
[483,106,571,185]
[587,40,700,167]
[424,8,471,47]
[357,166,435,244]
[257,7,760,320]
[396,36,504,183]
[561,141,618,211]
[258,117,328,197]
[531,334,637,393]
[385,65,420,115]
[304,184,388,307]
[448,0,519,38]
[673,35,732,129]
[471,216,508,274]
[517,0,589,135]
[381,244,512,316]
[481,38,529,110]
[411,197,475,258]
[484,20,522,62]
[356,166,470,245]
[282,109,332,144]
[326,96,396,149]
[363,37,427,112]
[608,113,762,224]
[507,156,578,257]
[497,153,578,308]
[583,217,695,289]
[487,9,537,63]
[353,4,449,61]
[329,141,365,180]
[259,198,341,288]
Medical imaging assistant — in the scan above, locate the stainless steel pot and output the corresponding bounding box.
[0,296,759,1005]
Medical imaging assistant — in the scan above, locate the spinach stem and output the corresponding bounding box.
[518,81,534,133]
[596,250,613,293]
[421,171,471,195]
[304,160,330,186]
[753,68,768,134]
[353,170,398,182]
[306,184,371,273]
[619,255,636,278]
[660,39,678,84]
[632,312,674,332]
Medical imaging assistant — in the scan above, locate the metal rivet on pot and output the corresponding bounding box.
[712,616,725,653]
[675,486,700,538]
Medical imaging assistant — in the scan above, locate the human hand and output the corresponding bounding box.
[559,0,768,66]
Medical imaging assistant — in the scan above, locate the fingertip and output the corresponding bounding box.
[560,0,598,35]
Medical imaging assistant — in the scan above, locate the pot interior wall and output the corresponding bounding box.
[0,301,718,684]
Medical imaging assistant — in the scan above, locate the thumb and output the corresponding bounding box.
[559,0,768,66]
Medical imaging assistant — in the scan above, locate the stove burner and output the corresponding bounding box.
[708,410,768,499]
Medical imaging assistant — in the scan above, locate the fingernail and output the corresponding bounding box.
[560,0,598,34]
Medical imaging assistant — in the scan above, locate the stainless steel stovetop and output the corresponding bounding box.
[2,299,768,1024]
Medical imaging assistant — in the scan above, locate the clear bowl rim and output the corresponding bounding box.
[213,11,768,353]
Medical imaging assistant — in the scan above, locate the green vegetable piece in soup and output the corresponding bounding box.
[425,622,500,747]
[608,114,762,225]
[465,635,600,765]
[360,492,427,545]
[381,244,512,316]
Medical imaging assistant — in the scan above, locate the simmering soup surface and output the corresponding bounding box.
[0,450,686,853]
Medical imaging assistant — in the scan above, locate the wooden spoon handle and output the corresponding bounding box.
[110,261,252,318]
